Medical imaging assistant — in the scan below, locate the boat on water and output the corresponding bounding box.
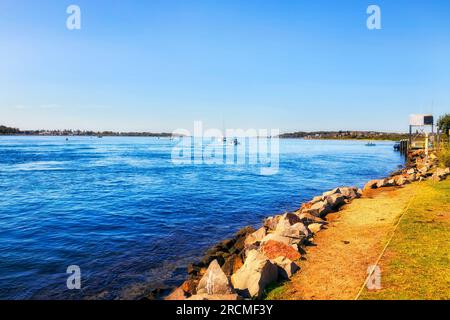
[365,142,376,147]
[393,142,400,151]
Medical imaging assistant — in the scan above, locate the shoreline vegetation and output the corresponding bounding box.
[161,149,449,301]
[1,125,408,140]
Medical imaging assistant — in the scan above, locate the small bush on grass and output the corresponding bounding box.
[438,148,450,167]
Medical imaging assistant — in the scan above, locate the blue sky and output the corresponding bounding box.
[1,0,449,133]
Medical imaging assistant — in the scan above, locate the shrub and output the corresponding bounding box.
[438,148,450,168]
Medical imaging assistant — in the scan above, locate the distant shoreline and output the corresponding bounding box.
[0,135,403,142]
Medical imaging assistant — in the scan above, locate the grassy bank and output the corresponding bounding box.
[360,180,450,300]
[265,180,450,300]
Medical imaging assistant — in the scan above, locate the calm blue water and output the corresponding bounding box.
[0,136,404,300]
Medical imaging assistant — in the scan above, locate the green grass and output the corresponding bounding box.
[264,281,288,300]
[360,180,450,300]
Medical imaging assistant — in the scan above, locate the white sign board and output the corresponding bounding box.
[409,114,433,126]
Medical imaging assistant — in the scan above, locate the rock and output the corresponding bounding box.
[187,293,240,300]
[282,212,303,225]
[445,168,450,174]
[181,279,198,294]
[393,175,408,186]
[307,223,323,234]
[231,250,278,299]
[272,213,308,242]
[261,239,301,261]
[356,188,363,197]
[322,189,337,197]
[271,256,300,279]
[432,168,448,182]
[274,220,309,244]
[323,187,359,199]
[364,179,379,190]
[187,263,204,276]
[297,212,326,225]
[165,287,187,300]
[406,173,417,182]
[376,178,391,188]
[196,260,234,295]
[303,200,332,217]
[261,233,292,246]
[341,186,360,199]
[263,216,281,231]
[418,165,430,176]
[311,195,324,204]
[407,168,415,175]
[324,193,346,209]
[244,227,267,247]
[233,226,255,252]
[221,254,244,276]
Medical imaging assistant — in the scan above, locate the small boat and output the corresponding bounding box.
[97,135,103,138]
[233,138,240,146]
[365,142,376,147]
[393,142,400,151]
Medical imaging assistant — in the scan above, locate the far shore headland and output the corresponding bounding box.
[1,125,408,141]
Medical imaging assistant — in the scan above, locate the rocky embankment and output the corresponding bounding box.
[165,150,450,300]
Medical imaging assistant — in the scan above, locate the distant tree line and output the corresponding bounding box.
[0,125,21,134]
[279,131,409,141]
[0,125,173,137]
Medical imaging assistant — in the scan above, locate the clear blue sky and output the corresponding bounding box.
[1,0,449,133]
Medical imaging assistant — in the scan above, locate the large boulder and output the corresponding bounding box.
[244,227,267,247]
[303,200,332,217]
[221,254,244,276]
[274,219,309,244]
[261,239,301,261]
[432,168,449,181]
[376,178,391,188]
[324,193,346,209]
[364,179,379,191]
[323,187,359,200]
[263,215,281,231]
[297,212,326,225]
[271,256,300,279]
[393,175,409,186]
[339,187,360,199]
[261,233,293,246]
[196,260,234,295]
[231,250,278,299]
[311,195,324,204]
[307,223,323,234]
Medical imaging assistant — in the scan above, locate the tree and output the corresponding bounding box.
[0,125,20,134]
[437,114,450,137]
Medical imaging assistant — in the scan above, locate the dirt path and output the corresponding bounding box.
[270,183,420,300]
